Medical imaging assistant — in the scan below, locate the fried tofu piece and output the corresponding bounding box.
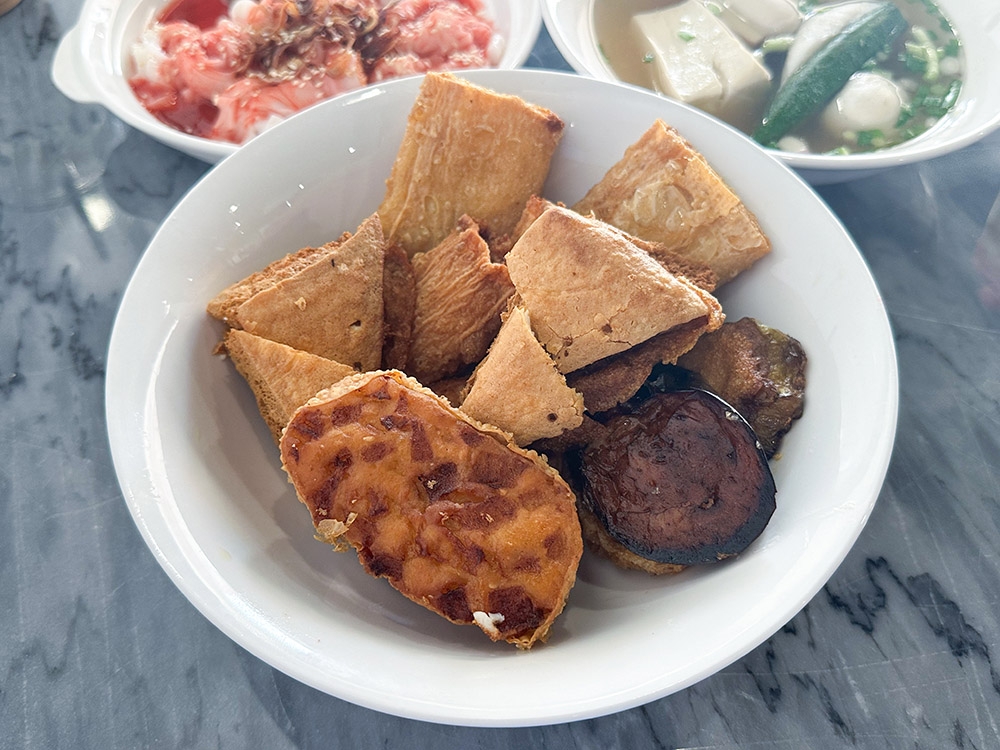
[379,72,565,257]
[500,198,719,290]
[505,206,723,374]
[408,217,515,383]
[488,195,561,261]
[206,231,351,325]
[280,370,583,648]
[573,120,770,285]
[229,214,386,370]
[221,329,355,444]
[461,305,584,446]
[567,316,723,414]
[381,242,417,371]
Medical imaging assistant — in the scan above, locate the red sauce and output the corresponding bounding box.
[158,0,228,29]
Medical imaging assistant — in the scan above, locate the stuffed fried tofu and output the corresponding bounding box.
[280,370,582,648]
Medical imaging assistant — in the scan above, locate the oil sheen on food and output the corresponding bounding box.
[129,0,502,144]
[593,0,963,154]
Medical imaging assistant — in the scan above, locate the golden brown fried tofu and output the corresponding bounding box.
[221,329,355,444]
[461,305,584,446]
[567,316,724,414]
[379,72,565,257]
[573,120,770,285]
[408,217,515,384]
[206,231,350,325]
[488,195,561,261]
[505,206,723,374]
[280,370,583,648]
[231,214,386,370]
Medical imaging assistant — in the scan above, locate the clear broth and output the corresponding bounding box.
[592,0,964,154]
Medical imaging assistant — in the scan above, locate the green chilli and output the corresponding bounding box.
[753,3,908,146]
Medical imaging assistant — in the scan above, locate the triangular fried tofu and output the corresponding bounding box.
[573,120,770,285]
[206,232,350,325]
[379,72,565,257]
[408,216,515,384]
[222,328,356,444]
[461,305,584,446]
[233,213,386,370]
[505,206,723,374]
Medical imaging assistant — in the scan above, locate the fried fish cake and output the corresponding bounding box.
[280,370,582,648]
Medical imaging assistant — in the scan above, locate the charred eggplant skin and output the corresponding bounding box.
[580,389,776,566]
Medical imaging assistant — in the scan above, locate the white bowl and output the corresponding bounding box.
[52,0,542,163]
[541,0,1000,184]
[106,69,897,725]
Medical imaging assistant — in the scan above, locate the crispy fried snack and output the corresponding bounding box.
[379,72,565,257]
[211,214,386,370]
[280,371,583,648]
[206,231,350,324]
[505,206,723,374]
[221,329,355,444]
[676,317,807,458]
[567,316,722,414]
[380,242,417,371]
[461,305,584,446]
[408,217,515,383]
[573,120,770,285]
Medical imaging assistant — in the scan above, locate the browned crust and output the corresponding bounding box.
[408,217,515,383]
[573,120,770,285]
[379,72,565,257]
[579,506,686,576]
[221,329,355,444]
[280,370,582,648]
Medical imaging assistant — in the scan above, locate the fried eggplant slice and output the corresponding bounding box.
[677,317,806,457]
[280,371,583,648]
[580,389,775,571]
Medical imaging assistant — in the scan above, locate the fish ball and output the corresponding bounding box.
[822,72,905,137]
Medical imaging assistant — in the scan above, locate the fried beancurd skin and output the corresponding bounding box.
[279,371,582,648]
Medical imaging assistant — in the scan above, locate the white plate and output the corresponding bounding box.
[106,69,898,726]
[541,0,1000,184]
[52,0,542,163]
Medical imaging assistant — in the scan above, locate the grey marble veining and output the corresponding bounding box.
[2,1,999,748]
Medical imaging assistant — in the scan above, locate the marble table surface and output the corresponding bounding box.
[3,2,999,747]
